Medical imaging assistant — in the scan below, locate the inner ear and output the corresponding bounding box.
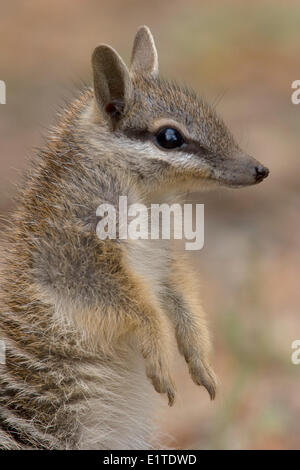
[92,45,132,128]
[105,101,124,121]
[130,25,159,77]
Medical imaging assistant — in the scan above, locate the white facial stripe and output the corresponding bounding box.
[116,135,200,165]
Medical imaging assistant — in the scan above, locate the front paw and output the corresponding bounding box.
[188,356,217,400]
[145,358,176,406]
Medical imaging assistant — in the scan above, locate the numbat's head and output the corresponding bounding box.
[89,26,269,191]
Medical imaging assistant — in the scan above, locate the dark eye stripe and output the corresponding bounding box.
[122,128,211,158]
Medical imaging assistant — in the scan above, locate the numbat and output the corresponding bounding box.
[0,26,269,449]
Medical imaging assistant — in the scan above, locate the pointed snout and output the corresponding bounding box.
[213,152,270,188]
[254,164,269,183]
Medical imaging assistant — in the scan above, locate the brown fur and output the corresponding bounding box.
[0,26,268,449]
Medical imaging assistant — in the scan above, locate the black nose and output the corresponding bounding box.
[255,165,269,182]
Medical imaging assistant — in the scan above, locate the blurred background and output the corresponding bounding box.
[0,0,300,449]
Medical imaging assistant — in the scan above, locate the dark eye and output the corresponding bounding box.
[155,127,185,149]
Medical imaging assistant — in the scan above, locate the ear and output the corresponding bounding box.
[91,45,132,128]
[130,25,158,77]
